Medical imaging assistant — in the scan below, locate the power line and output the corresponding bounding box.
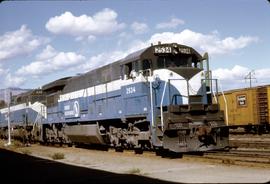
[244,70,256,88]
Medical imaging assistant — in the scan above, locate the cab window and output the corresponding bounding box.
[157,55,197,69]
[142,59,151,70]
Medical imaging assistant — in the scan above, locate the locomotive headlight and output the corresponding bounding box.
[173,49,178,55]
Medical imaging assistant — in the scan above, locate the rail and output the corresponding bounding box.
[160,79,189,131]
[201,78,219,104]
[219,82,229,126]
[168,79,189,104]
[147,70,155,128]
[160,81,167,131]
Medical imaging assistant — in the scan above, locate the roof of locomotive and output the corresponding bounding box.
[62,43,203,93]
[13,89,40,98]
[10,88,45,105]
[118,43,202,64]
[42,76,72,92]
[119,47,148,63]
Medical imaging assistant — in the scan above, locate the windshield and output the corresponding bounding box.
[157,55,199,69]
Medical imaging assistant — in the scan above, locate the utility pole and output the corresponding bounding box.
[244,70,256,88]
[5,89,11,146]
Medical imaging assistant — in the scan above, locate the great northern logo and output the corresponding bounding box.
[73,101,80,117]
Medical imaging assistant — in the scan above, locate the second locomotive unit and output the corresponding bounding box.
[0,42,229,153]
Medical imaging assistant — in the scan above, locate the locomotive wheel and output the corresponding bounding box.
[115,147,124,152]
[155,147,164,156]
[134,148,143,154]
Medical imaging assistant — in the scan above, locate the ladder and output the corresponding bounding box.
[257,87,269,124]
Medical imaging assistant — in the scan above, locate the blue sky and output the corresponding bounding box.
[0,0,270,90]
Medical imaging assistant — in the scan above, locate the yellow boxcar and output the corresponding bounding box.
[218,85,270,133]
[268,86,270,123]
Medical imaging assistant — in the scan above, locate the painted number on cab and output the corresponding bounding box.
[126,86,136,94]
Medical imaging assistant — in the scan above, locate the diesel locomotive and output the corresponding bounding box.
[0,42,229,153]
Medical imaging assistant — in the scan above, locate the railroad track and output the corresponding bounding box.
[3,138,270,168]
[184,134,270,167]
[110,147,270,168]
[229,134,270,149]
[200,150,270,166]
[229,140,270,149]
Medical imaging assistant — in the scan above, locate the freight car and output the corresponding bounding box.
[0,42,229,153]
[218,85,270,134]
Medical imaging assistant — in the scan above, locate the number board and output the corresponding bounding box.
[154,46,172,54]
[154,46,191,55]
[178,47,191,54]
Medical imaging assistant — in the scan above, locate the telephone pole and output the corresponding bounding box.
[244,70,256,88]
[4,89,12,146]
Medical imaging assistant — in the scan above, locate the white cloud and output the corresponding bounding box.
[36,45,57,60]
[131,22,149,34]
[0,65,25,88]
[87,35,96,42]
[75,36,84,42]
[146,29,258,55]
[16,45,86,76]
[78,29,258,73]
[5,74,25,87]
[111,29,258,57]
[65,26,260,86]
[156,18,185,29]
[46,9,125,37]
[74,35,96,43]
[0,65,7,76]
[213,65,270,90]
[213,65,250,81]
[0,25,49,61]
[78,51,126,73]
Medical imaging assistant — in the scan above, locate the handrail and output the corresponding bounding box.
[201,78,228,125]
[168,78,189,104]
[219,82,229,126]
[201,78,219,104]
[148,70,155,128]
[213,90,218,104]
[160,81,167,132]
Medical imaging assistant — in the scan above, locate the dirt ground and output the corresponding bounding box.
[1,140,270,183]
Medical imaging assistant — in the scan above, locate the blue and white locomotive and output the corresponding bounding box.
[0,42,229,153]
[0,89,46,141]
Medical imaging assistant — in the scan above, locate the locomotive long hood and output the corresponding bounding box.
[168,67,203,80]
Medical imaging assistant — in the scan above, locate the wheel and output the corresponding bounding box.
[115,147,123,152]
[134,148,143,154]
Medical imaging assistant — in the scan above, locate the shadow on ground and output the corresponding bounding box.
[0,148,179,184]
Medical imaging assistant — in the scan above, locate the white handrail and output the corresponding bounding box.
[160,81,167,132]
[149,80,154,127]
[148,70,155,128]
[219,82,228,126]
[213,91,218,104]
